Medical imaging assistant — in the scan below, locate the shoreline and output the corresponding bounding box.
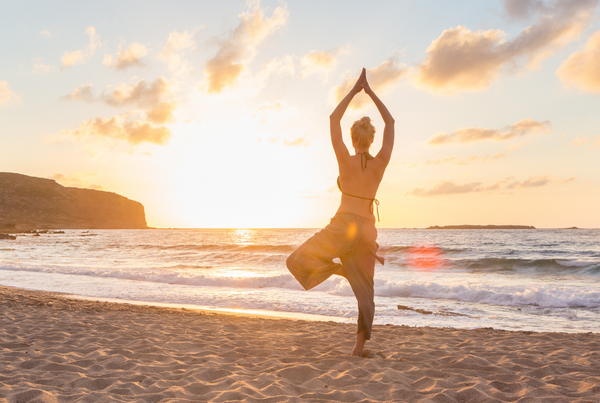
[1,285,599,402]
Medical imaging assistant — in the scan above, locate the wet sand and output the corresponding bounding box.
[1,285,599,402]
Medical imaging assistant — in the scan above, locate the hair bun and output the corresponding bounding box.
[360,116,371,128]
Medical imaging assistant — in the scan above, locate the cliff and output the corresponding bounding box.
[0,172,148,229]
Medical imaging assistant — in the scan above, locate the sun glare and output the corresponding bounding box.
[405,244,445,271]
[233,229,255,246]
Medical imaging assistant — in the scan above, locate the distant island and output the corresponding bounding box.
[0,172,148,230]
[427,225,536,230]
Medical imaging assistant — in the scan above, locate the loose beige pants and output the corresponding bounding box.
[286,213,383,340]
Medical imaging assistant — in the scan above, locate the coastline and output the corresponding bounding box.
[1,285,599,402]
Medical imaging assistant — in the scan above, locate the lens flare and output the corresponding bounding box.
[405,243,444,271]
[347,222,358,240]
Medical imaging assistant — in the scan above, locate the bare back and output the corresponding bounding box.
[337,153,387,220]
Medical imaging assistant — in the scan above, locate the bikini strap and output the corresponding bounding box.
[337,177,380,222]
[359,152,374,172]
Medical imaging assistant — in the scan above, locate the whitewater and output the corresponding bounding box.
[1,228,599,333]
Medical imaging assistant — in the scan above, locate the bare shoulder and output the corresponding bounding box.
[374,153,391,168]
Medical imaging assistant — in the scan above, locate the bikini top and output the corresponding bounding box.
[337,152,380,222]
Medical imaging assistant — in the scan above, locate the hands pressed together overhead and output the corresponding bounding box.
[352,68,374,96]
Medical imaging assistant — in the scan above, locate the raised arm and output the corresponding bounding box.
[330,68,366,161]
[363,77,395,165]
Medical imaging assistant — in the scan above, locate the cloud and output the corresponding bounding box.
[103,42,148,70]
[146,101,177,124]
[415,0,598,92]
[50,172,103,190]
[406,175,575,196]
[556,30,600,93]
[421,143,527,166]
[204,0,289,93]
[32,58,56,74]
[254,102,283,122]
[57,77,176,147]
[425,154,493,166]
[332,56,408,108]
[64,77,174,112]
[506,175,575,189]
[502,0,547,20]
[568,134,600,148]
[61,26,100,68]
[40,30,51,37]
[408,181,483,196]
[61,83,95,102]
[99,77,175,124]
[427,118,550,145]
[159,29,198,72]
[0,81,21,107]
[253,100,296,123]
[300,50,337,78]
[283,136,308,147]
[54,112,171,146]
[264,134,308,147]
[262,55,295,77]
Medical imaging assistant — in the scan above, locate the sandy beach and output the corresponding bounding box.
[0,286,599,402]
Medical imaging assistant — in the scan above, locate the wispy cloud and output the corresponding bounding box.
[332,56,408,108]
[159,29,199,73]
[406,175,575,196]
[263,134,308,147]
[204,0,289,93]
[254,102,283,122]
[261,55,295,77]
[427,118,550,145]
[407,181,483,196]
[39,30,51,37]
[299,49,338,78]
[103,42,148,70]
[53,112,171,146]
[557,30,600,93]
[253,100,297,123]
[415,0,598,92]
[0,81,21,107]
[61,26,100,68]
[425,143,527,165]
[568,134,600,149]
[61,83,95,102]
[502,0,548,20]
[283,136,308,147]
[31,58,56,74]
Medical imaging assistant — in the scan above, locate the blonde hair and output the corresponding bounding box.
[350,116,375,150]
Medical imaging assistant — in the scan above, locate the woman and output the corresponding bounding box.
[286,68,394,356]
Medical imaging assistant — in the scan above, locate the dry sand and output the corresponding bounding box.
[0,286,599,402]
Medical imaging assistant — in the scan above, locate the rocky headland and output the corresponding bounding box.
[0,172,148,230]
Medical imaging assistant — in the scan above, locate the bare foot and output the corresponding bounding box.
[351,330,367,356]
[360,348,372,358]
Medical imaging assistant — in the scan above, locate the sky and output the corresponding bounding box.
[1,0,600,228]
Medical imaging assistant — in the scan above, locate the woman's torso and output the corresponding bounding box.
[336,153,386,220]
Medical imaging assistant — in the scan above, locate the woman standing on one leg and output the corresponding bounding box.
[286,68,395,356]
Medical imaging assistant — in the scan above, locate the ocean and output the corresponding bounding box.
[1,228,599,333]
